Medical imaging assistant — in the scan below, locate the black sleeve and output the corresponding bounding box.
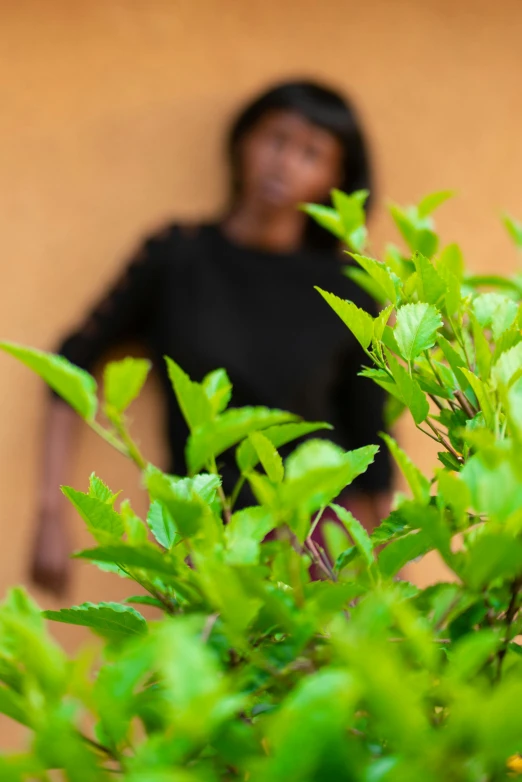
[55,228,170,374]
[331,341,393,493]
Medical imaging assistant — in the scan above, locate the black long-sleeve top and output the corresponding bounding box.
[58,223,392,497]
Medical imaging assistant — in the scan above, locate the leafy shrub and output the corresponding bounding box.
[1,194,522,780]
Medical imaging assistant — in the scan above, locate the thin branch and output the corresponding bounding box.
[426,418,463,463]
[496,579,521,681]
[454,389,476,419]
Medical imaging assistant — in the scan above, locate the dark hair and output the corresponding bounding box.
[228,79,373,251]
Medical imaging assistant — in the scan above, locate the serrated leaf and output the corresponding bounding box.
[316,287,373,349]
[473,293,518,340]
[62,487,124,540]
[187,407,296,474]
[224,507,275,565]
[121,500,148,545]
[103,357,151,413]
[0,342,97,421]
[236,421,331,473]
[463,534,522,590]
[147,500,177,549]
[332,503,374,568]
[301,203,344,239]
[378,530,432,578]
[413,252,447,305]
[371,511,410,545]
[165,357,213,432]
[437,336,471,393]
[386,352,429,425]
[417,190,454,218]
[74,543,176,576]
[343,267,388,305]
[0,688,31,727]
[331,188,367,233]
[88,473,117,504]
[381,433,430,504]
[389,204,439,258]
[282,441,378,523]
[349,254,398,304]
[146,471,220,537]
[459,368,494,429]
[248,432,284,483]
[43,602,147,638]
[373,305,394,343]
[503,213,522,249]
[492,342,522,389]
[394,303,443,361]
[202,368,232,415]
[470,313,491,381]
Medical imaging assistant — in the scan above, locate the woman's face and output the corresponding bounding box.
[236,110,344,211]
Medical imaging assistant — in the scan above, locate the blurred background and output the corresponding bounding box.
[1,0,522,744]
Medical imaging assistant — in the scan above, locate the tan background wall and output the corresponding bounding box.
[1,0,522,746]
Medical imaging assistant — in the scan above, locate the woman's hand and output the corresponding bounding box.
[30,508,72,597]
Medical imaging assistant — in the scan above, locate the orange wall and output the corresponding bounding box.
[1,0,522,744]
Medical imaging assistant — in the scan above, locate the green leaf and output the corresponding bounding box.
[332,188,367,232]
[147,500,177,549]
[74,543,176,576]
[0,342,97,421]
[225,507,275,565]
[389,204,439,258]
[437,243,464,280]
[103,357,151,413]
[248,432,284,483]
[282,440,378,523]
[371,511,410,545]
[503,212,522,249]
[236,421,331,473]
[417,190,454,218]
[343,266,388,304]
[492,342,522,389]
[473,293,518,340]
[437,469,471,526]
[315,287,374,350]
[146,471,221,537]
[470,313,491,381]
[202,368,232,415]
[187,407,296,474]
[413,252,447,305]
[88,473,118,504]
[373,305,394,343]
[459,368,494,429]
[378,530,432,579]
[394,302,443,361]
[437,336,470,393]
[62,486,124,540]
[464,533,522,590]
[165,357,213,432]
[381,433,430,504]
[461,447,522,522]
[386,352,429,425]
[43,602,147,638]
[332,503,374,568]
[0,688,31,728]
[349,254,398,304]
[300,203,344,239]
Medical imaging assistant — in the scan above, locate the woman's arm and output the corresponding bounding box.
[31,398,78,595]
[31,228,170,594]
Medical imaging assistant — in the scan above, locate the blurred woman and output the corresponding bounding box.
[34,80,392,594]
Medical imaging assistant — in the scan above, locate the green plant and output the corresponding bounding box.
[1,193,522,780]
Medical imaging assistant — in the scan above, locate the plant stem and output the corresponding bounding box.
[496,578,521,681]
[426,418,463,463]
[229,475,246,511]
[454,390,476,419]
